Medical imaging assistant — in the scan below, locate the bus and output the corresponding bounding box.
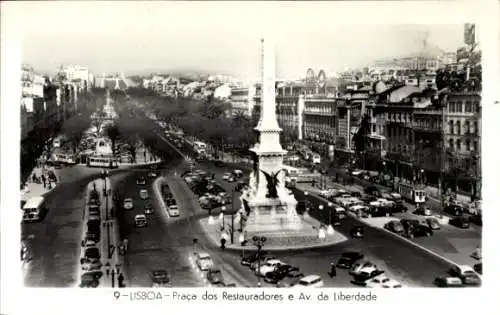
[282,164,320,184]
[87,155,118,168]
[22,196,48,223]
[51,148,77,165]
[397,182,427,204]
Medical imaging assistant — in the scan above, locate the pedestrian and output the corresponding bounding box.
[47,181,52,190]
[118,273,125,288]
[41,174,46,188]
[32,173,37,183]
[329,262,336,277]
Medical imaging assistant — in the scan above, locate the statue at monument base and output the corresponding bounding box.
[242,191,302,236]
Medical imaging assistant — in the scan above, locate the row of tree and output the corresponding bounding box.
[123,87,258,158]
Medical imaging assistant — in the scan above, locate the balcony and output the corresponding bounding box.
[303,109,335,116]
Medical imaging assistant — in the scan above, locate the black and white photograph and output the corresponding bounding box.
[1,1,499,314]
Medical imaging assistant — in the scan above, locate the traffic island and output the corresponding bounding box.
[198,214,348,251]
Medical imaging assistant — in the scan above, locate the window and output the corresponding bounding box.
[474,121,479,135]
[456,139,461,151]
[465,121,470,134]
[466,140,471,151]
[449,139,454,149]
[473,141,478,151]
[456,121,461,135]
[465,101,472,113]
[449,120,454,134]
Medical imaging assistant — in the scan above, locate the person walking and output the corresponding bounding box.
[329,262,337,278]
[32,173,37,183]
[41,174,46,188]
[118,273,125,288]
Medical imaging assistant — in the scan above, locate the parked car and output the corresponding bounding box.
[336,252,364,269]
[401,219,420,232]
[414,206,432,216]
[434,276,463,287]
[425,217,441,230]
[384,220,404,234]
[79,272,100,288]
[365,274,395,288]
[444,204,466,216]
[450,265,477,278]
[473,263,482,274]
[469,214,482,226]
[222,172,232,181]
[216,192,231,205]
[81,260,102,272]
[350,225,365,238]
[207,268,224,284]
[449,217,470,229]
[409,225,433,238]
[83,247,100,263]
[293,275,324,288]
[461,274,481,286]
[250,256,277,271]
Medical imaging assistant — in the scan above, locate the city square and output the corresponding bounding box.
[16,18,483,289]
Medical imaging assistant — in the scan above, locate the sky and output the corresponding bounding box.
[5,1,472,81]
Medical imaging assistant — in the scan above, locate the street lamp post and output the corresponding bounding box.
[252,236,267,287]
[220,206,226,231]
[327,202,334,235]
[230,189,235,244]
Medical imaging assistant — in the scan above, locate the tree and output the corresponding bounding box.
[60,112,91,152]
[103,124,120,153]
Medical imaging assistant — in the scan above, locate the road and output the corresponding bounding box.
[21,166,131,287]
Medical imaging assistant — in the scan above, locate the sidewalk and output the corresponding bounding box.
[98,177,126,288]
[21,164,62,202]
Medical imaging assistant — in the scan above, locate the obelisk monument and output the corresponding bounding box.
[242,37,301,235]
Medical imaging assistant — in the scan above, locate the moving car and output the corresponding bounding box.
[136,176,146,185]
[449,217,470,229]
[350,225,365,238]
[206,268,224,284]
[240,251,269,266]
[144,203,154,215]
[351,266,385,286]
[250,256,278,271]
[151,270,170,287]
[88,205,100,216]
[293,275,324,288]
[384,220,404,234]
[195,252,214,271]
[450,265,477,278]
[365,274,392,288]
[350,260,377,276]
[134,214,148,227]
[123,198,134,210]
[336,252,364,269]
[425,218,441,230]
[139,189,149,200]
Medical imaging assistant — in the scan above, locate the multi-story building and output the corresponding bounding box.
[443,90,481,196]
[62,65,91,91]
[275,81,304,141]
[231,83,261,117]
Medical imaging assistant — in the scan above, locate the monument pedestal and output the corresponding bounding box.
[244,195,302,237]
